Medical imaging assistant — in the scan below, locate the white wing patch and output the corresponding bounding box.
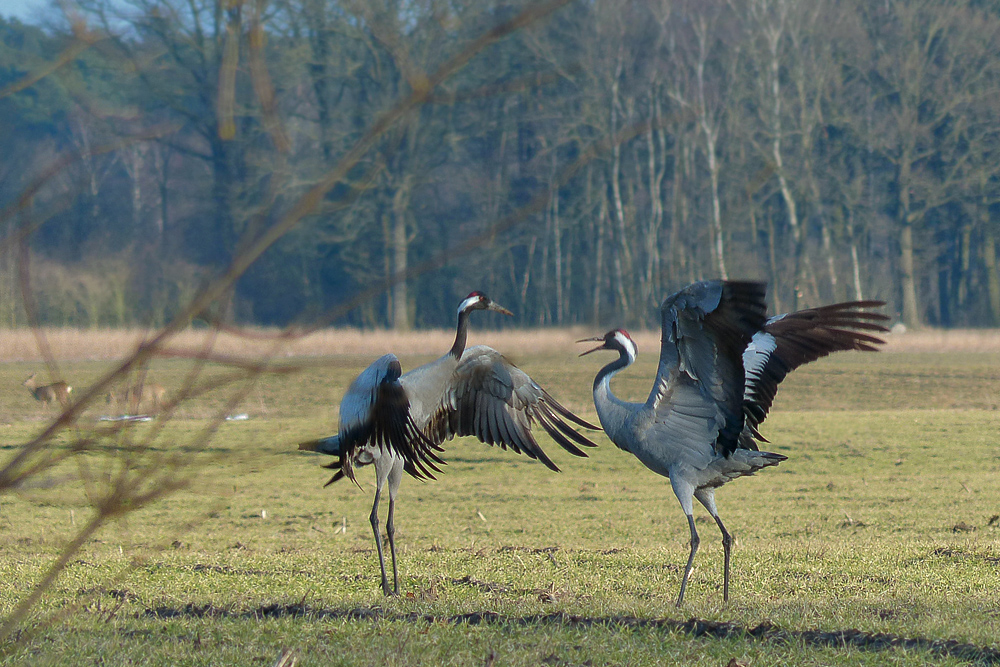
[742,331,777,401]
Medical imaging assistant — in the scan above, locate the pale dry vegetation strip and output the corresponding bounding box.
[0,327,996,362]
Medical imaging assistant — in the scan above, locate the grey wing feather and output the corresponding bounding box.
[296,433,348,487]
[644,376,728,472]
[337,354,399,444]
[649,281,768,457]
[743,300,888,442]
[429,345,599,472]
[335,354,444,482]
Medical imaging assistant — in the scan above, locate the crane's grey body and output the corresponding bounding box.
[580,280,888,605]
[301,292,599,595]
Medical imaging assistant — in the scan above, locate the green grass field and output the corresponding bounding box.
[1,346,999,665]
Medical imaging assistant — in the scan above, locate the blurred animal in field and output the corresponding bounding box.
[298,290,600,596]
[23,373,72,408]
[578,280,888,606]
[105,382,166,414]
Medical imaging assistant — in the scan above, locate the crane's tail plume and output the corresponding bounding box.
[319,459,353,488]
[297,434,362,488]
[709,449,787,486]
[298,434,342,455]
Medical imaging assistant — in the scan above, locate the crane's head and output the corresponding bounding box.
[577,329,637,362]
[458,291,513,317]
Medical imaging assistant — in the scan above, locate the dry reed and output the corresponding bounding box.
[0,326,995,362]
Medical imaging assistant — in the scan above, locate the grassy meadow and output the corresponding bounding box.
[0,328,999,665]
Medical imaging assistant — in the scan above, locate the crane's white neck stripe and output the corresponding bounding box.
[615,331,637,363]
[458,296,479,315]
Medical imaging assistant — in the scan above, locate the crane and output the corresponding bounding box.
[577,280,888,606]
[299,291,600,596]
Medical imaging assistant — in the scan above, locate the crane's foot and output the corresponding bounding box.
[379,573,399,597]
[676,566,693,608]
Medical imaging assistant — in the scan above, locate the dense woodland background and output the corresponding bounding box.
[2,0,1000,331]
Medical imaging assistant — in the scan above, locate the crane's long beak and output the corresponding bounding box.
[576,336,606,357]
[488,302,514,317]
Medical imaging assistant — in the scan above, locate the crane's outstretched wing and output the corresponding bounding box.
[742,301,889,443]
[298,353,443,484]
[647,281,769,459]
[426,345,600,472]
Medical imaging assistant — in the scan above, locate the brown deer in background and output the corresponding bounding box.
[23,373,73,408]
[105,382,166,414]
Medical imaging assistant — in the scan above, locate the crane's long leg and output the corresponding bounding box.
[385,457,404,596]
[369,493,392,596]
[677,513,700,607]
[370,455,395,596]
[695,487,732,603]
[671,476,699,607]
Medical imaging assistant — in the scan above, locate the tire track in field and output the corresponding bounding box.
[142,604,1000,664]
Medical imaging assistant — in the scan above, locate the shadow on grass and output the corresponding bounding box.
[140,603,1000,664]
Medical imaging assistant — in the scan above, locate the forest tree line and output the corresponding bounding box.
[2,0,1000,330]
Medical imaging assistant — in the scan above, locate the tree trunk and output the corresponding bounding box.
[818,215,837,301]
[609,58,633,318]
[844,205,864,300]
[958,222,972,307]
[769,54,812,303]
[766,208,782,314]
[899,221,920,328]
[694,20,727,280]
[671,133,689,285]
[645,95,664,309]
[851,243,863,301]
[391,175,413,331]
[983,230,1000,325]
[305,0,334,163]
[898,153,920,328]
[552,191,563,325]
[209,135,238,264]
[590,169,605,325]
[551,151,563,324]
[120,144,145,231]
[654,100,668,298]
[519,236,537,312]
[153,143,170,244]
[540,208,550,326]
[703,126,727,279]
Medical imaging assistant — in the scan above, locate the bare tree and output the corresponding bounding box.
[667,0,738,280]
[862,0,1000,327]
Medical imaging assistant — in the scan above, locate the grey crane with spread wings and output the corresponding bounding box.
[578,280,888,606]
[299,291,600,596]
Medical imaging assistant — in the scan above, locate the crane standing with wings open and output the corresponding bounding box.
[299,291,600,596]
[578,280,888,606]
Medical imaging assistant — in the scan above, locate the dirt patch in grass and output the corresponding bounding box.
[931,547,1000,565]
[137,605,1000,664]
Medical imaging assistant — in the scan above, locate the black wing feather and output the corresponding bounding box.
[655,280,768,457]
[742,300,889,441]
[436,346,600,469]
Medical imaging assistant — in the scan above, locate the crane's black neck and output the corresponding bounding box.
[593,346,633,392]
[450,309,473,359]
